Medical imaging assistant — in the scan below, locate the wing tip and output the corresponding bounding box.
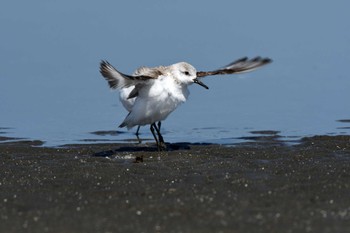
[99,60,120,89]
[256,57,273,64]
[227,56,273,69]
[99,60,110,75]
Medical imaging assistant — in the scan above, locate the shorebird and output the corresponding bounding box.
[119,74,161,139]
[100,57,272,150]
[119,86,142,137]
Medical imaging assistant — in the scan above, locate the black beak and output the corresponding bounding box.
[193,78,209,89]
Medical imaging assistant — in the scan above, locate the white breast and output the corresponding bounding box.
[121,76,190,128]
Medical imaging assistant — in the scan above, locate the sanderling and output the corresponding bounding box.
[100,57,272,150]
[119,86,142,137]
[119,74,161,138]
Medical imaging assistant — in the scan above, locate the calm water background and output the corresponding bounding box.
[1,1,350,146]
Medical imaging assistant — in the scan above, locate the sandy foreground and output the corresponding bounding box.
[0,135,350,233]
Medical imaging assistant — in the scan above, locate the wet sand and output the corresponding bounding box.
[1,135,350,233]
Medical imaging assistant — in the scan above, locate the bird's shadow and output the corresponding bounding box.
[93,142,211,157]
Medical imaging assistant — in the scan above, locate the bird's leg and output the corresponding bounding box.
[153,122,161,132]
[154,122,166,150]
[150,123,166,151]
[135,126,141,143]
[157,121,161,131]
[150,123,160,148]
[154,125,164,144]
[135,126,140,136]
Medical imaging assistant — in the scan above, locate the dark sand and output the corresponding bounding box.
[1,135,350,233]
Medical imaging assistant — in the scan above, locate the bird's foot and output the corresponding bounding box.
[135,134,142,144]
[157,142,167,151]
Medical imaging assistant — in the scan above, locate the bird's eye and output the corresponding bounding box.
[183,71,190,76]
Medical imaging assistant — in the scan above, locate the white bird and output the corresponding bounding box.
[119,78,160,138]
[100,57,272,150]
[119,86,142,137]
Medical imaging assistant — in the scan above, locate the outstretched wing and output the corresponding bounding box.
[196,57,272,78]
[99,60,157,89]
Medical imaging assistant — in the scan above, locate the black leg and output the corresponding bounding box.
[153,121,161,132]
[150,123,166,150]
[154,123,164,144]
[150,123,159,147]
[135,126,141,143]
[154,122,166,150]
[135,126,140,136]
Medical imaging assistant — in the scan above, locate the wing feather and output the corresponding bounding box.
[197,57,272,78]
[99,60,157,89]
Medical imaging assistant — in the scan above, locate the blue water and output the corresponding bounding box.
[1,1,350,146]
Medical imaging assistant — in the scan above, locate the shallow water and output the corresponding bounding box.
[1,1,350,146]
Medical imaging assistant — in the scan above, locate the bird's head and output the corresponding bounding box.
[171,62,209,89]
